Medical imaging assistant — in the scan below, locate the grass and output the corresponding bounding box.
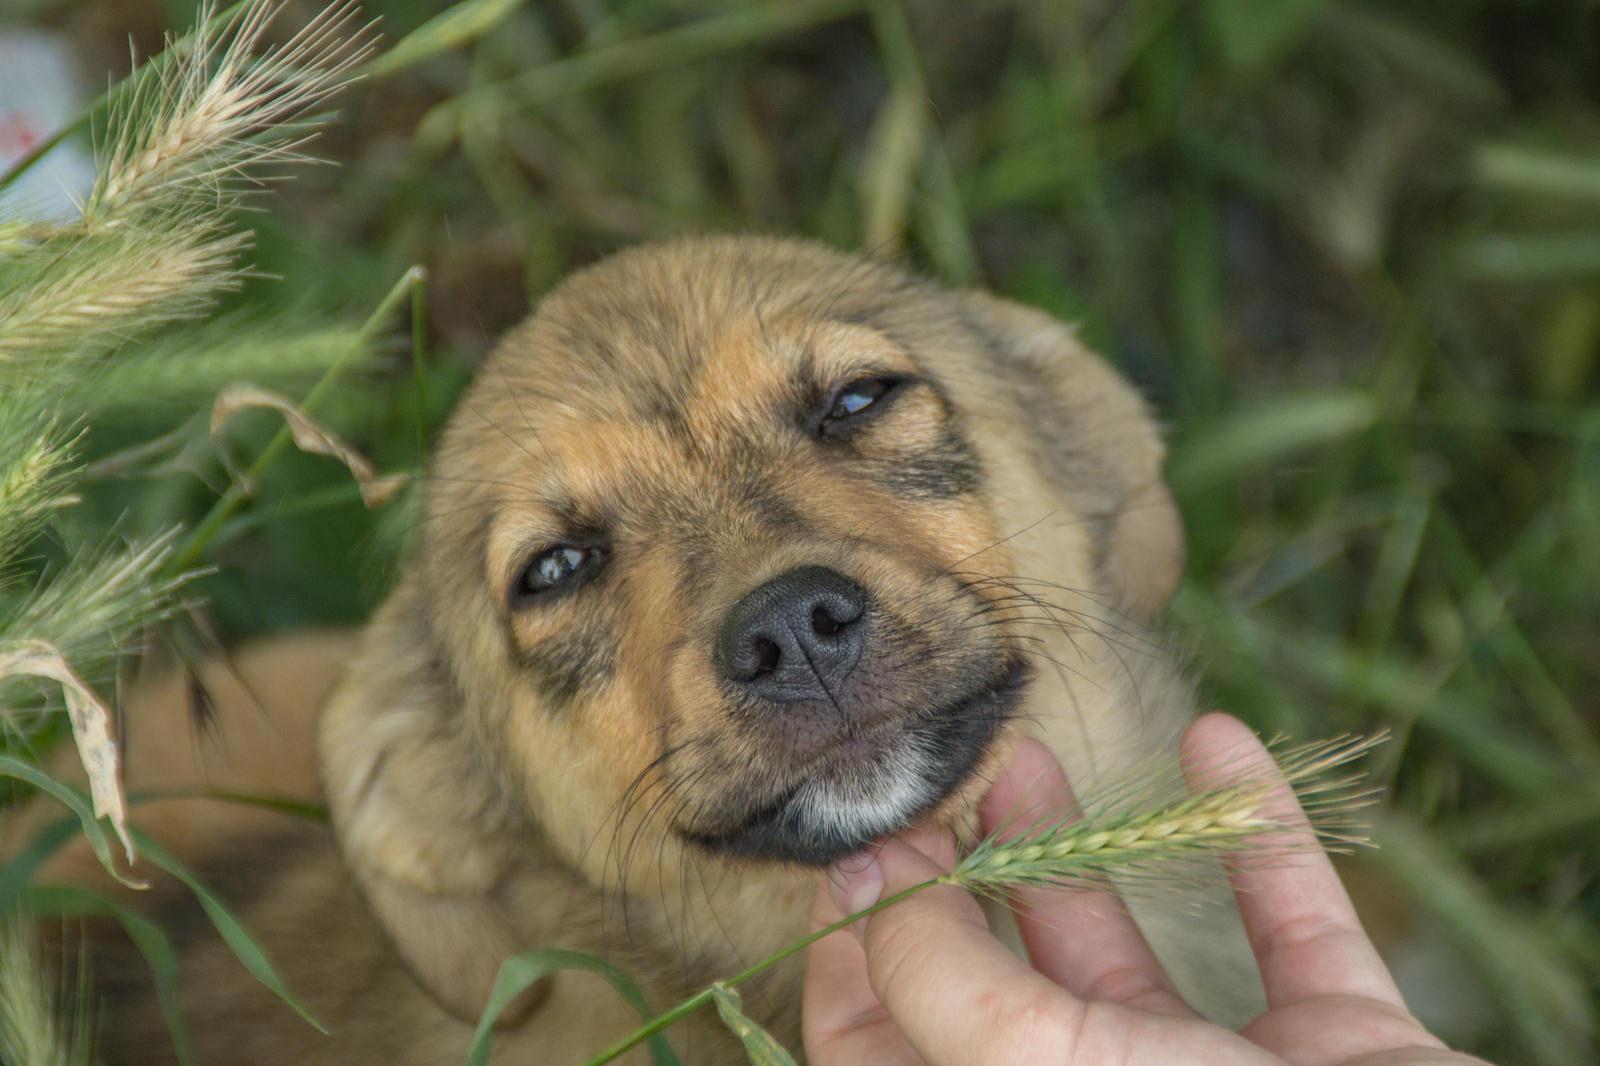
[3,0,1598,1062]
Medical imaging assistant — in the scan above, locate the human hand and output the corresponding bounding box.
[803,714,1487,1066]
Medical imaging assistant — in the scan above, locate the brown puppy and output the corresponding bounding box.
[39,236,1264,1063]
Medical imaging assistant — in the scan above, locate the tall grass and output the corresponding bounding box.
[0,0,381,1057]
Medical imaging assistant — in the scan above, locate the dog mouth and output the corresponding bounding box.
[683,656,1030,866]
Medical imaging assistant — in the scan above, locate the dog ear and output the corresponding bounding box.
[962,292,1184,617]
[319,583,548,1027]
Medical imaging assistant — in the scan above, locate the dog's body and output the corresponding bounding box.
[27,237,1265,1064]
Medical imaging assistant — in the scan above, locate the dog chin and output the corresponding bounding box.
[685,656,1029,866]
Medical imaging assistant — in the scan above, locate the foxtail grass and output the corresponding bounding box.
[0,0,373,369]
[84,0,370,227]
[0,922,94,1066]
[0,230,245,364]
[952,732,1383,897]
[0,3,382,1054]
[0,0,378,726]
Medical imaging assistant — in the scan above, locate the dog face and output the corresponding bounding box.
[321,236,1184,1025]
[430,281,1034,868]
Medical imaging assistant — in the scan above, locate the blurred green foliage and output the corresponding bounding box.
[11,0,1600,1061]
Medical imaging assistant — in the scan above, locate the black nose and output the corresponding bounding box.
[716,566,868,702]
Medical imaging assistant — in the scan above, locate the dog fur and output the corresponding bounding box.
[23,236,1267,1064]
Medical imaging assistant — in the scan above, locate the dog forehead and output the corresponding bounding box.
[470,321,900,504]
[486,269,921,417]
[424,237,982,560]
[442,246,934,476]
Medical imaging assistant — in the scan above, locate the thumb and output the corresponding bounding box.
[845,829,1081,1066]
[803,851,923,1066]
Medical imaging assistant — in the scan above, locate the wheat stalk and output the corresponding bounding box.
[1,530,193,675]
[947,733,1385,896]
[949,786,1275,890]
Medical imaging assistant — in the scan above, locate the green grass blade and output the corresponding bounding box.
[860,0,977,273]
[1168,392,1377,491]
[162,265,425,578]
[918,138,978,286]
[20,883,195,1066]
[1461,232,1600,281]
[0,757,140,890]
[0,815,82,917]
[1475,144,1600,204]
[467,948,680,1066]
[65,322,374,418]
[363,0,531,78]
[127,827,325,1034]
[1318,1,1502,105]
[857,83,925,254]
[1088,0,1185,110]
[859,0,926,256]
[433,0,862,135]
[1439,794,1600,855]
[200,792,329,823]
[1370,813,1592,1065]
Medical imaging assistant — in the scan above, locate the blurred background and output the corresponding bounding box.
[2,0,1598,1061]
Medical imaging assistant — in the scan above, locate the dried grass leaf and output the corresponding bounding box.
[710,984,796,1066]
[209,383,405,507]
[0,642,132,862]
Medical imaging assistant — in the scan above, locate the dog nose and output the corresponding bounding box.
[716,566,867,701]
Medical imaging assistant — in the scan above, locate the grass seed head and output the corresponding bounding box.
[947,733,1384,896]
[86,0,373,226]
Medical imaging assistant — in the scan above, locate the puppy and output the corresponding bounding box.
[37,236,1264,1064]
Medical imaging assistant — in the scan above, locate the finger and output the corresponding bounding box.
[1180,714,1409,1013]
[802,828,959,1065]
[856,828,1264,1066]
[1241,995,1453,1066]
[804,854,924,1066]
[978,738,1198,1018]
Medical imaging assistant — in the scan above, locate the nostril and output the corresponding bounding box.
[811,604,842,637]
[752,637,781,677]
[716,566,868,690]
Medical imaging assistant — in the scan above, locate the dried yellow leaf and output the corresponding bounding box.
[210,383,406,507]
[0,641,134,862]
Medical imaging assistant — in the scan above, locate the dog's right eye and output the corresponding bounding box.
[515,546,599,601]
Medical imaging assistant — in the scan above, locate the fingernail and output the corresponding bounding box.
[829,852,883,940]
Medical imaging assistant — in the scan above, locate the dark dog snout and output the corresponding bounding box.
[716,566,866,701]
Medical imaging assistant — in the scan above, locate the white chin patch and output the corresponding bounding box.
[788,732,938,844]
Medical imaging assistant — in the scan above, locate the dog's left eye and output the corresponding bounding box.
[515,545,599,601]
[820,375,907,438]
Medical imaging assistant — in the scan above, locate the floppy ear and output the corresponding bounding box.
[962,292,1184,617]
[319,583,547,1027]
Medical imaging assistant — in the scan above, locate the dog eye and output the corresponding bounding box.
[516,546,598,600]
[820,375,908,438]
